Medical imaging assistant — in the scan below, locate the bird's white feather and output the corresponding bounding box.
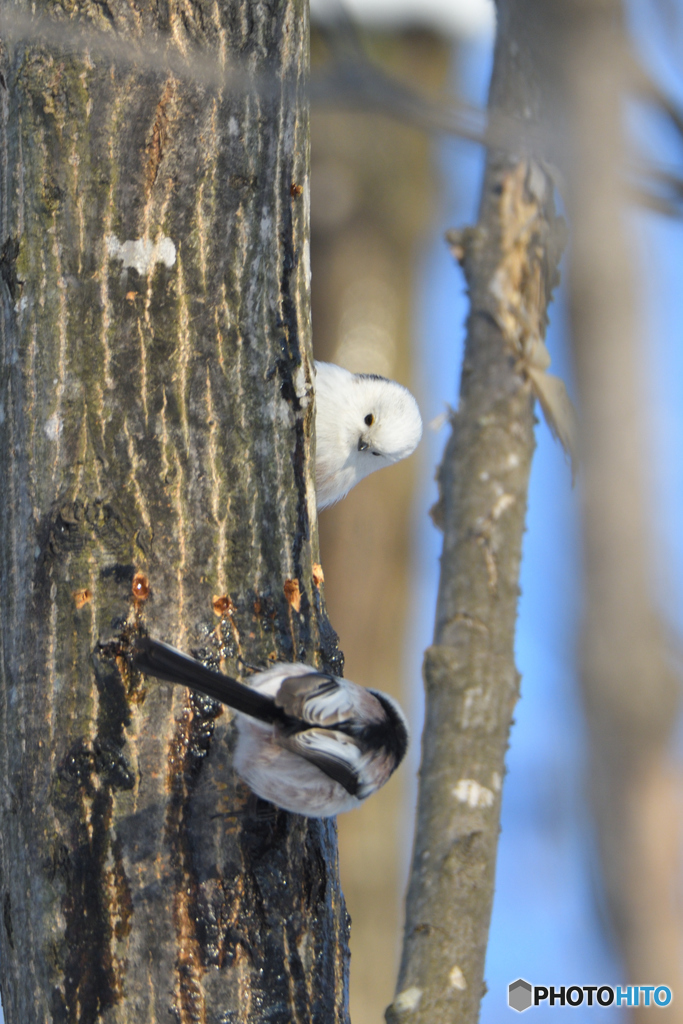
[314,361,422,509]
[233,719,364,816]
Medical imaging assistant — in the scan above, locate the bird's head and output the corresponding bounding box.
[350,373,423,469]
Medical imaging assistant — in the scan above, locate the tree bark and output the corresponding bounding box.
[0,2,350,1022]
[387,4,566,1022]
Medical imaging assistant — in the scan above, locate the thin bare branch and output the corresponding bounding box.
[386,5,567,1018]
[629,52,683,148]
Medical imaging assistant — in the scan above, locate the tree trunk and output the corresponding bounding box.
[388,3,566,1021]
[0,3,350,1022]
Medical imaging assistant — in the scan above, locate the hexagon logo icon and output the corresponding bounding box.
[508,979,533,1012]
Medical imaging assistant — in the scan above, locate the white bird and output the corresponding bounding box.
[134,637,409,818]
[314,361,423,509]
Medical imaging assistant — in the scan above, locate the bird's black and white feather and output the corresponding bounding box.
[314,361,422,509]
[133,637,409,817]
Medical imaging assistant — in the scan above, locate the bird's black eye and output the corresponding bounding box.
[364,413,374,426]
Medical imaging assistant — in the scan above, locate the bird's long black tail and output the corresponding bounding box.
[133,637,287,726]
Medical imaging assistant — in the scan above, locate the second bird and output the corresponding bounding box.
[314,361,422,509]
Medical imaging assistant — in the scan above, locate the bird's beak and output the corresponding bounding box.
[357,437,369,451]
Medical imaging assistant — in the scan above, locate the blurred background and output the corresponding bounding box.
[309,0,683,1020]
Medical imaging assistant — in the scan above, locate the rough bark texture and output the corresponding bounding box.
[0,2,351,1023]
[387,4,566,1022]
